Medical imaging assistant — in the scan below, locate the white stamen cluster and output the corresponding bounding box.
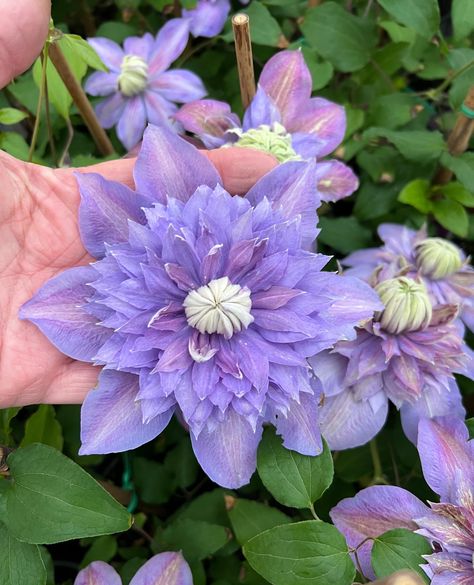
[118,55,148,97]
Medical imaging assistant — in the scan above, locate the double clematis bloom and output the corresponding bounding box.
[85,20,206,150]
[330,417,474,584]
[175,50,359,204]
[75,551,192,585]
[311,274,472,450]
[20,126,381,489]
[344,223,474,332]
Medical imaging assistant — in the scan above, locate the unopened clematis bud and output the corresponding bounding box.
[415,237,463,280]
[118,55,149,96]
[375,276,432,335]
[233,122,302,162]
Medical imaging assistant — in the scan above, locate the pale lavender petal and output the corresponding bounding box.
[76,173,152,258]
[183,0,230,38]
[144,91,176,127]
[150,70,206,103]
[330,486,429,580]
[19,266,110,362]
[87,38,124,72]
[378,223,419,257]
[259,50,312,124]
[80,370,174,454]
[308,351,347,397]
[242,86,281,131]
[84,71,118,96]
[315,160,359,203]
[123,32,154,60]
[117,96,147,150]
[74,561,121,585]
[149,19,190,75]
[291,132,324,159]
[130,552,193,585]
[191,409,262,488]
[95,92,126,128]
[134,125,220,203]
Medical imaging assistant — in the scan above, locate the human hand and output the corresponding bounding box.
[0,2,277,408]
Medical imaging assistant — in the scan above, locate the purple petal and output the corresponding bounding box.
[149,19,190,75]
[308,351,347,397]
[259,50,312,125]
[246,160,320,250]
[19,266,110,362]
[95,92,126,128]
[84,71,118,96]
[129,552,193,585]
[80,370,174,454]
[117,96,147,150]
[123,32,154,60]
[76,172,151,258]
[134,125,220,204]
[315,160,359,203]
[242,86,281,130]
[291,132,325,159]
[87,38,124,72]
[330,486,429,580]
[150,69,206,103]
[191,409,262,488]
[183,0,230,38]
[144,90,176,127]
[74,561,121,585]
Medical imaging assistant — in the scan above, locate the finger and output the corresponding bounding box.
[0,0,51,88]
[44,361,99,406]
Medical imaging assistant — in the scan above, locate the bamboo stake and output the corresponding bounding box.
[433,85,474,185]
[366,570,425,585]
[232,14,256,110]
[48,40,115,157]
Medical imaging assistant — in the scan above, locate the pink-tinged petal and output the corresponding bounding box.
[315,160,359,203]
[130,552,193,585]
[246,160,320,250]
[251,286,302,310]
[134,125,220,203]
[19,266,110,362]
[144,91,176,127]
[191,409,262,488]
[87,37,124,72]
[74,561,121,585]
[150,69,206,103]
[84,71,118,96]
[288,97,346,157]
[259,50,312,124]
[95,92,126,128]
[123,32,154,60]
[76,172,152,258]
[330,486,429,580]
[149,19,190,75]
[416,415,472,501]
[183,0,230,38]
[117,96,147,150]
[80,370,174,455]
[242,86,281,130]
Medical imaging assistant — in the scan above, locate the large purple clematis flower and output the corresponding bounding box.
[330,417,474,584]
[20,125,381,489]
[175,50,359,204]
[85,20,206,150]
[310,274,473,450]
[75,551,192,585]
[344,223,474,332]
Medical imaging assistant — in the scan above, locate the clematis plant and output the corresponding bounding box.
[20,125,381,489]
[75,551,192,585]
[175,50,359,204]
[85,20,206,150]
[330,417,474,584]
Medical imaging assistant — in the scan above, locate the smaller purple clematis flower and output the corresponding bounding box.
[330,417,474,584]
[75,551,192,585]
[85,20,206,149]
[175,50,359,204]
[182,0,231,38]
[344,223,474,333]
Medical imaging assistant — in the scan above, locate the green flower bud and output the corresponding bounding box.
[233,122,302,163]
[118,55,148,97]
[415,237,463,280]
[375,276,432,335]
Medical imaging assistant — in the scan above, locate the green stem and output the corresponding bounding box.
[431,59,474,99]
[369,438,387,485]
[309,503,320,521]
[28,46,48,162]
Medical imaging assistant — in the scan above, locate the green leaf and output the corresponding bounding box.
[447,49,474,109]
[364,128,446,162]
[367,94,417,130]
[228,498,291,545]
[159,519,229,562]
[380,21,416,44]
[433,182,474,207]
[432,198,469,237]
[440,152,474,192]
[95,21,138,43]
[243,2,283,46]
[452,0,474,41]
[0,132,31,161]
[398,179,432,213]
[0,524,47,585]
[0,408,21,445]
[377,0,440,40]
[81,535,118,567]
[257,428,334,510]
[467,417,474,439]
[0,108,28,125]
[301,2,377,72]
[63,34,108,71]
[244,521,355,585]
[21,405,64,451]
[4,443,131,544]
[318,217,372,254]
[301,48,334,91]
[372,528,431,581]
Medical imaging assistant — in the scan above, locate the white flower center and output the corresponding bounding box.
[183,277,254,339]
[118,55,148,97]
